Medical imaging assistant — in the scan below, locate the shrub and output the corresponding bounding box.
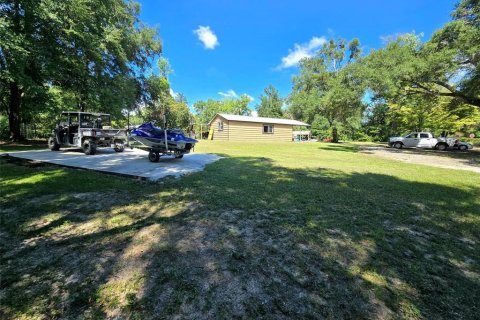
[0,115,9,140]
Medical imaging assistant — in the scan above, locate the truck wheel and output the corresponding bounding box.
[148,150,160,162]
[114,140,125,152]
[48,137,60,151]
[458,145,468,151]
[393,142,403,149]
[83,139,97,155]
[436,143,447,151]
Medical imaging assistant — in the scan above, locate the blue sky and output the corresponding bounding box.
[138,0,456,109]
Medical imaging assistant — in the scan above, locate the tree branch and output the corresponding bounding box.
[409,81,434,93]
[405,80,480,107]
[432,81,455,93]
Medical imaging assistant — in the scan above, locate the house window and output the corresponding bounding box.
[263,124,274,134]
[217,121,224,131]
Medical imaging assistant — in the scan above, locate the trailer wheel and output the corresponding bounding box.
[148,150,160,162]
[114,140,125,152]
[48,137,60,151]
[174,151,184,159]
[83,139,97,155]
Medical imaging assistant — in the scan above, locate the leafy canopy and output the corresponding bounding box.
[0,0,162,139]
[287,38,365,139]
[193,95,252,125]
[256,85,284,118]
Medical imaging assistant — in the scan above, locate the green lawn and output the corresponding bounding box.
[1,141,479,319]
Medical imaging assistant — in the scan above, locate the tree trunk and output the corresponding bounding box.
[79,99,86,112]
[8,81,22,140]
[332,127,338,143]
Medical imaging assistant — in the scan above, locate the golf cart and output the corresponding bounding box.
[48,111,127,155]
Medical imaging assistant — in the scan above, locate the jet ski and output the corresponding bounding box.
[130,122,198,161]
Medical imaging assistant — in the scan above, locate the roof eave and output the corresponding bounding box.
[207,113,225,126]
[207,113,310,126]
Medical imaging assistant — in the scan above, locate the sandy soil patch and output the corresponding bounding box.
[360,146,480,173]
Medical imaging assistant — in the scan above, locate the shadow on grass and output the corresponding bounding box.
[318,142,360,153]
[0,140,47,153]
[1,156,479,319]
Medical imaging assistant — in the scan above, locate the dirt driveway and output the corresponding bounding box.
[359,145,480,173]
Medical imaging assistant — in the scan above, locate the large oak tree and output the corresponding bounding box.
[360,0,480,109]
[0,0,161,140]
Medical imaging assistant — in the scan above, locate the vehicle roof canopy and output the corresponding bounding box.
[61,111,111,116]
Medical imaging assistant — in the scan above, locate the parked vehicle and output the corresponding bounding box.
[453,140,474,151]
[388,132,473,151]
[48,111,127,155]
[130,122,198,162]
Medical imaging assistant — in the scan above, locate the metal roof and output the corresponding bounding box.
[209,113,310,126]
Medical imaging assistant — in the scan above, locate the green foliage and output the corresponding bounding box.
[142,94,191,130]
[358,0,480,108]
[462,137,480,146]
[140,59,192,130]
[256,85,284,118]
[432,0,480,102]
[157,57,173,78]
[310,115,332,139]
[0,0,162,139]
[361,96,480,141]
[193,95,252,125]
[288,38,366,140]
[0,114,8,139]
[351,0,480,140]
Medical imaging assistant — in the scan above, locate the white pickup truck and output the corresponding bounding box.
[388,132,473,151]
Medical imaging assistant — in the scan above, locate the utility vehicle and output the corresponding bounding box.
[48,111,127,155]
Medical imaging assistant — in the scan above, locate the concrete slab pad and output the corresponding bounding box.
[5,148,222,181]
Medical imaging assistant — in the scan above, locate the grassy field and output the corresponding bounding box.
[1,141,479,319]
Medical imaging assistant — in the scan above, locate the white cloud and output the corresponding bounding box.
[193,26,219,49]
[251,110,258,117]
[218,89,238,98]
[218,90,254,102]
[276,36,327,70]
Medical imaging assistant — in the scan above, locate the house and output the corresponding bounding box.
[208,113,310,142]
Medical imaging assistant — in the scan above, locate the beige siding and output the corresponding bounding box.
[209,115,229,140]
[228,121,292,142]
